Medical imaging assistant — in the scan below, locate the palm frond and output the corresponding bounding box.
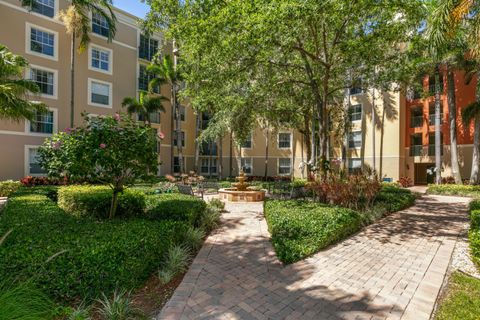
[462,101,480,124]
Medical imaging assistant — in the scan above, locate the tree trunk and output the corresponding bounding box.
[447,69,462,184]
[70,33,76,127]
[194,112,201,173]
[109,187,122,219]
[218,137,223,180]
[372,87,376,173]
[229,131,233,177]
[471,114,480,184]
[264,127,269,180]
[170,87,175,174]
[434,64,442,185]
[342,83,350,173]
[174,98,183,174]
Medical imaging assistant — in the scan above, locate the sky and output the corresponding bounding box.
[113,0,150,19]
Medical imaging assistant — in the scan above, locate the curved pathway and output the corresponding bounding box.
[159,195,469,320]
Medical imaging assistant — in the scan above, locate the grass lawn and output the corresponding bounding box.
[435,272,480,320]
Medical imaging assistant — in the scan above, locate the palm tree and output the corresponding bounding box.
[148,55,183,173]
[21,1,117,127]
[122,91,167,125]
[462,102,480,184]
[0,44,45,121]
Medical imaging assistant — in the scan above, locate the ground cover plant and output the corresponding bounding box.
[265,184,416,264]
[469,200,480,267]
[0,180,21,197]
[435,271,480,320]
[427,184,480,198]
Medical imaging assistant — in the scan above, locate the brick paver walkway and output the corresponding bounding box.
[159,195,469,320]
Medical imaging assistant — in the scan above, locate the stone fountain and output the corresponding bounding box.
[218,171,266,202]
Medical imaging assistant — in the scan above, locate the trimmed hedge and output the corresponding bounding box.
[375,185,417,213]
[264,200,362,264]
[0,190,188,302]
[469,200,480,267]
[145,194,208,227]
[427,184,480,198]
[0,180,21,197]
[58,185,146,218]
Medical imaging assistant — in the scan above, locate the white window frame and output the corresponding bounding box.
[241,157,253,175]
[241,133,253,149]
[349,131,362,149]
[277,132,292,150]
[88,44,113,75]
[87,78,112,108]
[348,158,362,171]
[90,11,110,39]
[25,64,58,99]
[30,0,58,18]
[278,158,292,176]
[25,107,58,137]
[173,131,186,148]
[349,104,362,122]
[25,22,58,61]
[24,145,46,177]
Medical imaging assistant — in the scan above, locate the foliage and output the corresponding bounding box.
[0,180,21,197]
[307,173,382,210]
[145,194,207,227]
[96,289,143,320]
[427,184,480,197]
[38,113,158,218]
[0,190,188,302]
[208,198,225,211]
[398,176,413,188]
[264,200,363,264]
[435,271,480,320]
[57,185,147,219]
[182,226,205,251]
[64,303,90,320]
[20,176,66,187]
[199,206,222,233]
[0,44,46,121]
[374,185,417,213]
[158,245,191,285]
[469,200,480,267]
[0,281,55,320]
[122,91,167,124]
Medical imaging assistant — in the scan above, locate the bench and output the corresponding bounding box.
[177,184,204,199]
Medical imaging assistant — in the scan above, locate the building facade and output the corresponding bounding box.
[0,0,477,184]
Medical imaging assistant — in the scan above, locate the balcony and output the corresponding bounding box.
[410,116,423,128]
[428,114,443,126]
[410,145,423,156]
[428,145,444,156]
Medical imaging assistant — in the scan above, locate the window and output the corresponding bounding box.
[173,156,180,173]
[89,46,111,74]
[349,104,362,122]
[173,131,185,148]
[139,35,159,61]
[241,158,252,174]
[88,79,112,107]
[29,26,55,58]
[242,134,252,149]
[348,158,362,171]
[278,132,291,149]
[428,133,444,156]
[27,147,46,175]
[175,105,186,121]
[428,75,444,96]
[138,65,159,93]
[92,12,110,37]
[348,131,362,149]
[200,141,217,156]
[138,112,160,124]
[428,103,444,126]
[410,106,423,128]
[410,134,423,156]
[31,0,55,18]
[200,158,217,175]
[29,110,54,134]
[30,67,55,97]
[278,158,291,175]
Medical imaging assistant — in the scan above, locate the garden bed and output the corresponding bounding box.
[427,184,480,198]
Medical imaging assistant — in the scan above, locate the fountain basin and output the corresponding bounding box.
[218,188,265,202]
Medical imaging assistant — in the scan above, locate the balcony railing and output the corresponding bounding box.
[429,114,444,126]
[428,145,444,156]
[410,116,423,128]
[410,145,423,156]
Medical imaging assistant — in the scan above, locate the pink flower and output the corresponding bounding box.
[99,143,106,149]
[64,127,72,133]
[113,113,121,121]
[158,131,165,140]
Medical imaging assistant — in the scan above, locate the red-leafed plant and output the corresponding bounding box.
[397,176,413,188]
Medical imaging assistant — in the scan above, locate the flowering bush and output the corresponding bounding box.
[38,113,159,218]
[20,176,66,187]
[398,176,413,188]
[441,176,456,184]
[307,172,382,210]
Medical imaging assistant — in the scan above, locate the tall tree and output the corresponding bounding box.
[121,91,167,125]
[462,102,480,184]
[0,44,45,121]
[148,55,184,173]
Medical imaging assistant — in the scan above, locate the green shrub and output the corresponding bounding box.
[427,184,480,198]
[182,227,205,251]
[375,185,416,213]
[0,180,21,197]
[470,200,480,267]
[208,198,225,211]
[158,245,191,284]
[96,289,143,320]
[58,185,146,219]
[0,192,188,302]
[264,200,362,264]
[145,194,207,227]
[199,207,222,232]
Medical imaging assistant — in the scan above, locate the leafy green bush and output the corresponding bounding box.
[145,194,207,227]
[58,185,146,219]
[264,200,362,264]
[427,184,480,198]
[96,289,143,320]
[158,245,191,284]
[470,200,480,267]
[208,198,225,211]
[0,191,188,302]
[375,185,416,213]
[0,180,21,197]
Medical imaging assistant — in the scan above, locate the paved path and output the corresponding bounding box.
[159,195,469,320]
